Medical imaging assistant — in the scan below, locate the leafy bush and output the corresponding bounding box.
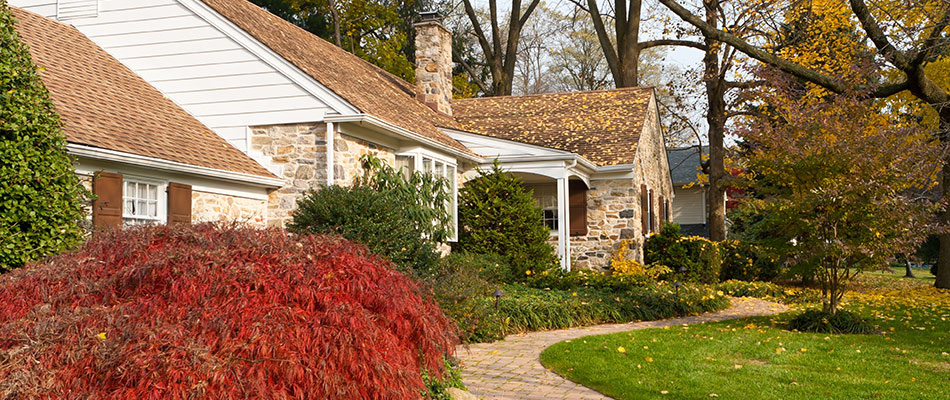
[716,280,822,305]
[289,185,441,274]
[645,223,722,283]
[610,239,670,280]
[426,253,496,342]
[0,224,458,398]
[423,358,466,400]
[716,280,787,299]
[787,309,876,334]
[439,252,511,284]
[718,240,782,282]
[457,162,558,278]
[1,4,89,270]
[289,155,450,275]
[527,265,660,292]
[468,283,731,342]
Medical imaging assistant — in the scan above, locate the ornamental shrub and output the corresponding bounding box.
[0,224,458,399]
[0,3,89,270]
[609,239,670,280]
[718,240,782,282]
[645,223,722,284]
[289,155,451,275]
[457,162,558,278]
[289,185,441,274]
[787,309,875,334]
[427,253,497,342]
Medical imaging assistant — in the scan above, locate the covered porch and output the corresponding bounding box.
[491,156,594,271]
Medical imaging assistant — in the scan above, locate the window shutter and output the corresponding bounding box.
[640,184,649,234]
[167,182,192,225]
[569,180,587,236]
[92,172,123,228]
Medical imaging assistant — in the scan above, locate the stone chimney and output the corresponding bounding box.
[414,12,453,116]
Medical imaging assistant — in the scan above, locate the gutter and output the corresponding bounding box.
[67,144,286,188]
[324,114,485,163]
[493,154,598,172]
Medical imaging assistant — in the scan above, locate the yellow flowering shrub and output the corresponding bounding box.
[610,240,670,280]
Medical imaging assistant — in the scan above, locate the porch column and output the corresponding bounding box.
[557,177,571,271]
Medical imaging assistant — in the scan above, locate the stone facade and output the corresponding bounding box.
[414,17,453,115]
[333,132,397,186]
[248,123,328,227]
[548,96,674,271]
[571,178,643,269]
[192,191,267,226]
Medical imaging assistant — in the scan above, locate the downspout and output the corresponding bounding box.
[326,122,335,185]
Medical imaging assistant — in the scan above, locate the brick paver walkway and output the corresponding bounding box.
[456,297,789,399]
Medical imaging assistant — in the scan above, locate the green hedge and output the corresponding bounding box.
[1,3,89,270]
[646,223,722,284]
[465,283,731,343]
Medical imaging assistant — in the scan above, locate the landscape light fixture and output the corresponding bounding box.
[493,289,504,310]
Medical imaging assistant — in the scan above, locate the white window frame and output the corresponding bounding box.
[541,208,559,232]
[397,150,459,242]
[122,175,167,225]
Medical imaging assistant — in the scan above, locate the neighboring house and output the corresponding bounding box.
[667,146,709,237]
[10,1,673,270]
[12,7,282,228]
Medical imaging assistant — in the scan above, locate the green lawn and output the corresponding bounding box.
[540,279,950,399]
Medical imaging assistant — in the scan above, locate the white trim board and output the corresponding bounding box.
[67,143,285,189]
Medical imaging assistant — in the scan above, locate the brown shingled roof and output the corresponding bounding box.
[12,7,275,179]
[452,87,655,166]
[200,0,472,155]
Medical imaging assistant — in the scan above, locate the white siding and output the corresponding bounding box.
[12,0,58,17]
[673,186,706,225]
[9,0,335,148]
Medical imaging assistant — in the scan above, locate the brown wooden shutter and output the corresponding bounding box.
[167,182,192,225]
[569,180,588,236]
[92,172,123,228]
[640,184,649,234]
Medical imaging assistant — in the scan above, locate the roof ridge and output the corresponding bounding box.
[452,86,655,102]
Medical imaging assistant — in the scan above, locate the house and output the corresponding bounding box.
[11,6,282,228]
[10,0,673,270]
[451,89,673,269]
[667,146,709,237]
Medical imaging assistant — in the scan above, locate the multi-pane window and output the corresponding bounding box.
[530,183,558,232]
[542,209,558,230]
[123,180,161,224]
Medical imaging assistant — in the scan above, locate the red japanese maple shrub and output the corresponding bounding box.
[0,224,458,399]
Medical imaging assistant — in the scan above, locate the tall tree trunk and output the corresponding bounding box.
[703,0,727,241]
[937,111,950,288]
[904,258,916,278]
[329,0,341,47]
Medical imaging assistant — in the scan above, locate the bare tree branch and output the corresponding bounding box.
[639,39,707,50]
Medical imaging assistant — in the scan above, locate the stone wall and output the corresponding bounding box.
[333,132,397,186]
[571,178,642,270]
[192,191,267,226]
[248,123,328,227]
